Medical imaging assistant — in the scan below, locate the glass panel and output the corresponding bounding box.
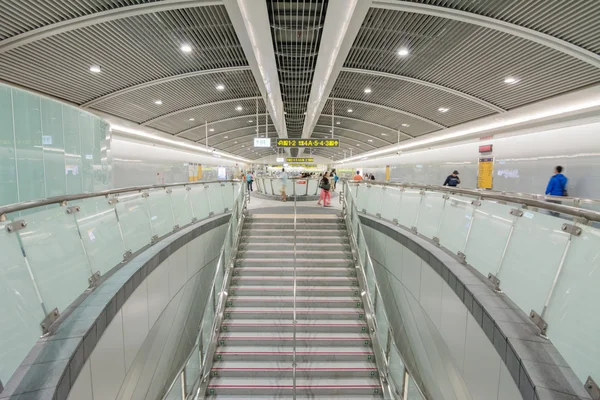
[286,179,294,196]
[13,89,45,204]
[497,209,570,314]
[464,201,515,278]
[358,229,367,265]
[170,187,194,227]
[146,189,175,238]
[19,207,92,314]
[365,185,384,216]
[415,192,446,239]
[397,190,422,228]
[221,183,234,212]
[380,187,402,223]
[0,221,46,384]
[41,98,66,198]
[115,193,153,253]
[544,224,600,383]
[79,112,95,193]
[375,291,389,354]
[308,178,318,195]
[75,197,125,275]
[189,184,211,220]
[388,344,405,396]
[356,184,368,212]
[270,178,281,196]
[62,106,83,195]
[184,343,201,395]
[407,375,424,399]
[0,85,18,207]
[165,374,182,400]
[207,183,225,215]
[201,291,215,365]
[437,195,475,254]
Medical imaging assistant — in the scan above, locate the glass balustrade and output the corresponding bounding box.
[0,180,242,387]
[343,180,600,388]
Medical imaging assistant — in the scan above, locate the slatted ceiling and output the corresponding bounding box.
[0,6,246,105]
[147,98,266,134]
[316,115,397,143]
[185,113,272,140]
[268,0,329,138]
[192,124,275,144]
[92,69,259,123]
[312,126,389,148]
[333,70,493,126]
[346,9,600,112]
[0,0,161,41]
[220,134,279,154]
[311,130,378,151]
[406,0,600,54]
[322,98,440,136]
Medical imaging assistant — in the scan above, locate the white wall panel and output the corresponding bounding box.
[419,264,443,330]
[168,246,188,298]
[186,236,206,277]
[147,259,171,329]
[90,309,126,400]
[67,359,93,400]
[463,313,502,400]
[122,281,150,370]
[401,248,422,299]
[440,283,468,373]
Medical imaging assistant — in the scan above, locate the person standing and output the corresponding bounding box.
[545,166,568,216]
[370,173,375,181]
[443,170,461,187]
[317,172,331,207]
[331,169,339,191]
[280,168,288,202]
[246,171,254,192]
[353,170,363,181]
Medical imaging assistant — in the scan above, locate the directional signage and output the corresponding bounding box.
[254,137,271,148]
[276,139,339,148]
[286,158,314,163]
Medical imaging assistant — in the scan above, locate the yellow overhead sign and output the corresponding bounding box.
[286,158,314,163]
[277,139,339,148]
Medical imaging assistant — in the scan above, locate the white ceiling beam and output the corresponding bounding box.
[82,66,250,108]
[373,0,600,69]
[140,96,260,126]
[331,98,446,129]
[301,0,373,151]
[223,0,287,138]
[342,68,506,113]
[0,0,220,54]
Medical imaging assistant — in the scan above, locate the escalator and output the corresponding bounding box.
[205,213,384,398]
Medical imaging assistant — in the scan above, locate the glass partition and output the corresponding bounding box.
[0,181,242,387]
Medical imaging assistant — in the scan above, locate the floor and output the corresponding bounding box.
[247,191,343,214]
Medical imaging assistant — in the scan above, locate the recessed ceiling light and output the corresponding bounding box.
[504,77,519,84]
[189,118,195,121]
[347,109,353,113]
[209,128,214,132]
[336,121,341,125]
[364,88,372,94]
[367,139,373,142]
[89,65,101,73]
[356,144,360,146]
[248,120,253,123]
[234,141,238,144]
[329,129,332,132]
[242,145,245,147]
[397,48,409,57]
[303,112,307,115]
[401,123,409,127]
[438,107,449,113]
[224,136,228,139]
[381,133,388,136]
[154,100,163,105]
[215,84,225,91]
[180,44,192,53]
[236,106,243,111]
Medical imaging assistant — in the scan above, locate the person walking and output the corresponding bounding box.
[545,166,568,216]
[353,170,363,181]
[317,172,332,207]
[331,169,339,191]
[370,173,375,181]
[443,170,461,187]
[280,168,288,202]
[246,171,254,192]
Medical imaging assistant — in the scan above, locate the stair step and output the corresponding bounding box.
[230,276,357,286]
[224,307,364,320]
[237,250,352,259]
[241,236,349,244]
[207,377,382,396]
[215,346,375,362]
[236,259,353,268]
[240,242,351,251]
[210,361,378,378]
[244,222,345,230]
[217,332,373,347]
[207,396,383,399]
[245,218,343,224]
[229,286,360,297]
[227,296,363,308]
[233,267,355,277]
[220,319,367,333]
[242,229,346,237]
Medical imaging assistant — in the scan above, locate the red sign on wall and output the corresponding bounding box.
[479,144,493,153]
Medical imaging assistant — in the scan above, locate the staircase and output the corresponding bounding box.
[206,214,384,399]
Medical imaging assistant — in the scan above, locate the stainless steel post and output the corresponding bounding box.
[292,179,297,400]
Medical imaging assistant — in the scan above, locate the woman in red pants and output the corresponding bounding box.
[317,172,332,207]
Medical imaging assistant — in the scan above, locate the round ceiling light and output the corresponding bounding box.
[504,77,519,84]
[397,48,409,57]
[154,100,163,105]
[364,88,372,94]
[216,84,225,91]
[180,44,192,53]
[89,65,101,73]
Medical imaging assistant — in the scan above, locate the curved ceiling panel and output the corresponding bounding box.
[317,115,398,142]
[0,6,245,104]
[403,0,600,54]
[333,70,495,126]
[346,8,600,110]
[311,127,378,151]
[0,0,161,41]
[194,123,274,145]
[321,98,441,137]
[147,98,266,134]
[91,68,259,123]
[179,114,272,141]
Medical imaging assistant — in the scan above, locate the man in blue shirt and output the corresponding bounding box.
[443,170,461,187]
[545,166,568,217]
